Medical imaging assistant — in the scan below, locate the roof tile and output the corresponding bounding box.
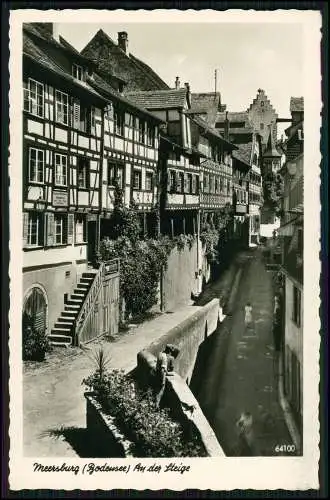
[125,89,187,109]
[290,97,304,113]
[81,29,169,92]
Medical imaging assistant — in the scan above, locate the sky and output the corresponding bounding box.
[57,21,303,136]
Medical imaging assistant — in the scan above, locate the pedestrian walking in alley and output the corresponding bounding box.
[244,302,254,333]
[155,344,179,408]
[272,294,282,352]
[236,411,259,456]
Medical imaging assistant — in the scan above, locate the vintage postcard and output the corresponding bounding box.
[8,7,321,492]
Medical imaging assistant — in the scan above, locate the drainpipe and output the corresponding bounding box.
[196,209,201,294]
[97,105,106,260]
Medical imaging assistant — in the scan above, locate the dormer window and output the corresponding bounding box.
[72,63,84,81]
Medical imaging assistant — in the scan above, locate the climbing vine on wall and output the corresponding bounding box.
[99,183,197,320]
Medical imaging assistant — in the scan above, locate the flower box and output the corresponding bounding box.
[85,392,134,458]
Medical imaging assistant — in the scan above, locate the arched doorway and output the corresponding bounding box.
[23,285,48,333]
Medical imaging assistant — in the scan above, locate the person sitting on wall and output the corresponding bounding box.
[155,344,179,409]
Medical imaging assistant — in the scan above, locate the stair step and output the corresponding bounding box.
[67,298,83,305]
[64,305,80,312]
[71,293,85,300]
[58,316,75,323]
[48,341,71,347]
[61,311,77,317]
[54,321,74,329]
[82,272,97,278]
[52,326,72,334]
[73,288,87,295]
[77,283,89,289]
[48,333,72,343]
[80,277,94,284]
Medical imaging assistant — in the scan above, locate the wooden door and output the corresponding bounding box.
[102,260,120,337]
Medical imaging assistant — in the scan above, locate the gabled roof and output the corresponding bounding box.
[263,126,281,158]
[190,92,221,113]
[216,111,250,124]
[290,97,304,113]
[189,114,237,150]
[124,89,188,110]
[233,142,253,167]
[81,29,170,92]
[89,73,165,123]
[24,23,91,65]
[23,31,106,103]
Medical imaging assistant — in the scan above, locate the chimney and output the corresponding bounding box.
[184,82,191,107]
[118,31,128,54]
[224,111,230,140]
[52,23,60,42]
[175,76,180,90]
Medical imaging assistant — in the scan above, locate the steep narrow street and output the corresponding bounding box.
[190,248,294,456]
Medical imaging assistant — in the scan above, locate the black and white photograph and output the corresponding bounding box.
[8,7,321,492]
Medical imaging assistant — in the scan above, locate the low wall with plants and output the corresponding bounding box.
[135,298,225,456]
[137,298,221,384]
[85,392,134,458]
[84,366,207,457]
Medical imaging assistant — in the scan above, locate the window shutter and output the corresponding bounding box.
[45,212,54,247]
[167,171,171,191]
[67,213,74,244]
[72,98,80,129]
[23,212,29,247]
[176,171,181,192]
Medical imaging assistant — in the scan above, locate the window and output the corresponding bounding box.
[54,214,67,245]
[75,214,87,243]
[177,172,184,193]
[55,90,69,125]
[210,175,215,193]
[260,123,264,130]
[29,148,44,183]
[55,154,68,186]
[169,170,176,192]
[219,177,224,193]
[107,161,124,188]
[133,170,142,190]
[145,172,153,191]
[204,174,209,193]
[147,125,155,147]
[260,101,264,107]
[90,106,96,134]
[114,109,124,136]
[227,179,231,194]
[139,120,145,144]
[27,212,43,246]
[192,175,196,194]
[23,78,44,117]
[292,285,302,327]
[215,177,219,193]
[77,157,89,189]
[187,173,193,194]
[72,63,84,81]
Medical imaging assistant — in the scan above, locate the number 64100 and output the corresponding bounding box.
[275,444,296,453]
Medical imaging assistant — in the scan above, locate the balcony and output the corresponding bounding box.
[200,192,231,208]
[132,190,154,206]
[235,204,247,215]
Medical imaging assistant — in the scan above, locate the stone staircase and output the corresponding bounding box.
[47,271,97,347]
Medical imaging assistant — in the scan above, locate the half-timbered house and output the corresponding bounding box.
[22,23,111,341]
[125,82,203,238]
[87,74,163,239]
